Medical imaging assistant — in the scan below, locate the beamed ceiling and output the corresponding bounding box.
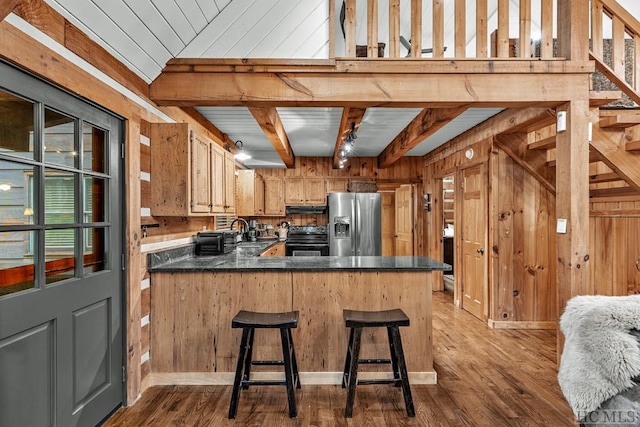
[33,0,639,168]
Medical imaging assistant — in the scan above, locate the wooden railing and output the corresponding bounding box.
[589,0,640,104]
[330,0,557,59]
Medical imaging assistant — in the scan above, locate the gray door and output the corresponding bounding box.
[0,62,123,426]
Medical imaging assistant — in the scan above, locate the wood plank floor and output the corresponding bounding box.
[104,291,576,426]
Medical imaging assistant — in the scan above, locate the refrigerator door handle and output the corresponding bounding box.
[351,198,356,256]
[356,197,362,255]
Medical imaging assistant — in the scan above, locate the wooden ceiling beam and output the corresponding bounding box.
[181,106,235,150]
[150,66,593,108]
[495,133,556,195]
[0,0,22,22]
[378,106,467,168]
[248,107,295,168]
[425,107,558,165]
[332,107,366,169]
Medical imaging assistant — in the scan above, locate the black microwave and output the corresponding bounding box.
[195,231,237,255]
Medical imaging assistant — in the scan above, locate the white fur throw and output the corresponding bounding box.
[558,294,640,419]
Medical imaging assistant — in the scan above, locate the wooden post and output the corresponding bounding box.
[555,89,592,355]
[556,0,589,60]
[126,118,142,404]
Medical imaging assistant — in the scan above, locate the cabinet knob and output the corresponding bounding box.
[477,248,485,255]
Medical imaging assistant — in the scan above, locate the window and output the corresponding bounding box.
[0,87,111,294]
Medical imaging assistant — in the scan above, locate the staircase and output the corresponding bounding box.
[498,0,640,204]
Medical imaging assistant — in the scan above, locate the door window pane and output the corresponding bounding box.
[82,123,107,173]
[44,109,76,168]
[0,160,35,225]
[0,89,34,160]
[0,231,36,296]
[44,170,76,226]
[84,177,106,223]
[45,228,75,284]
[84,227,106,275]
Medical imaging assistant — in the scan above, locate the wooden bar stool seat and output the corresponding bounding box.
[342,308,415,418]
[228,310,300,419]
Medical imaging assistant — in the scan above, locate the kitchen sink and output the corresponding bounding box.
[237,243,263,248]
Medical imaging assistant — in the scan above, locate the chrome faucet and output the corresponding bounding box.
[230,217,249,241]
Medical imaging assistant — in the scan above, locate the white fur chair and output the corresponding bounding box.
[558,295,640,426]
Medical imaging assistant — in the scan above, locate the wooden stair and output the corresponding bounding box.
[517,105,640,201]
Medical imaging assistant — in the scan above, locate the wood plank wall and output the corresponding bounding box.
[424,138,558,323]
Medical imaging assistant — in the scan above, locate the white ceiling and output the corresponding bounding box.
[38,0,640,168]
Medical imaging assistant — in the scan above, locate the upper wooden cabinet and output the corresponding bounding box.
[264,177,284,215]
[150,123,235,216]
[284,177,326,205]
[236,170,265,216]
[326,178,349,194]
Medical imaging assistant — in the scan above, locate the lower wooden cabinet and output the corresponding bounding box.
[260,242,285,256]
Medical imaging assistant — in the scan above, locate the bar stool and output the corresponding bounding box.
[341,308,415,418]
[228,310,300,419]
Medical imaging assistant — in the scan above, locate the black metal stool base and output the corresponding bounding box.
[342,308,415,418]
[228,310,300,419]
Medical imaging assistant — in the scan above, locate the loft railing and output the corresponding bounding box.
[590,0,640,104]
[329,0,557,59]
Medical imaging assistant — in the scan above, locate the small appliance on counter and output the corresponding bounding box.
[277,221,289,241]
[195,231,237,255]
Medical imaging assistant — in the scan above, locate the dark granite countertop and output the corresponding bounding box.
[148,240,451,273]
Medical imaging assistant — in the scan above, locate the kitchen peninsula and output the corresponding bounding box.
[147,241,450,385]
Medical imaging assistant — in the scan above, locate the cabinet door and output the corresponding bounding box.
[284,177,304,204]
[255,174,265,215]
[236,170,254,216]
[224,150,236,213]
[190,131,211,213]
[264,177,284,215]
[210,144,225,213]
[305,177,326,204]
[326,178,349,194]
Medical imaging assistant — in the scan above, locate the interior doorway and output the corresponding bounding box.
[442,175,455,292]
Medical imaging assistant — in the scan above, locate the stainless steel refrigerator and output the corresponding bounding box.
[328,192,381,256]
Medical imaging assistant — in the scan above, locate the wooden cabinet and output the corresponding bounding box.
[236,170,265,216]
[150,123,235,216]
[264,177,284,215]
[284,177,326,205]
[260,242,285,257]
[326,178,349,194]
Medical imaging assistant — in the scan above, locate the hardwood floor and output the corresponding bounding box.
[104,291,576,426]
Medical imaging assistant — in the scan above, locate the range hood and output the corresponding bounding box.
[285,205,327,215]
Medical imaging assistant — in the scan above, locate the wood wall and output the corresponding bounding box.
[424,138,558,324]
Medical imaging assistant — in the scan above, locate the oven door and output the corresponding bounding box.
[285,243,329,256]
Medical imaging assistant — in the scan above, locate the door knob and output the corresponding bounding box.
[477,248,485,255]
